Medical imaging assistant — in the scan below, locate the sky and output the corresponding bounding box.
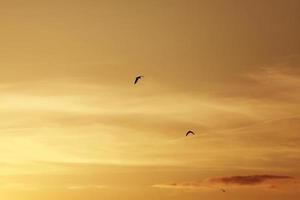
[0,0,300,199]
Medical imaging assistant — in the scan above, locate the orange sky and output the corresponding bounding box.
[0,0,300,199]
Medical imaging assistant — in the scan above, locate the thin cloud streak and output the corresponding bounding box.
[209,175,294,185]
[153,174,299,191]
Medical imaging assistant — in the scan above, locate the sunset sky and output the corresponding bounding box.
[0,0,300,199]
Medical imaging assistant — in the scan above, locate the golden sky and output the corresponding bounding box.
[0,0,300,199]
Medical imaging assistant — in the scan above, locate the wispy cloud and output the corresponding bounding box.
[0,183,107,191]
[153,174,299,191]
[209,175,293,185]
[66,185,108,190]
[217,65,300,101]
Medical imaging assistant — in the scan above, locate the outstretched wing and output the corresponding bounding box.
[186,131,195,136]
[134,77,140,84]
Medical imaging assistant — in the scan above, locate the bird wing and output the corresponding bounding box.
[186,131,194,136]
[134,77,140,84]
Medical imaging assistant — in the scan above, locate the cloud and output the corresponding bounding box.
[216,64,300,101]
[0,182,107,191]
[66,185,107,190]
[153,175,299,191]
[0,183,39,191]
[153,182,211,190]
[209,175,293,185]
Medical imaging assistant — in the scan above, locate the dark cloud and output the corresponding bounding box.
[209,175,293,185]
[154,174,298,190]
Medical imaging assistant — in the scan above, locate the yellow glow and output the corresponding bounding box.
[0,0,299,199]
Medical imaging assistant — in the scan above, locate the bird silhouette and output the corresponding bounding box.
[134,76,144,84]
[186,130,195,136]
[220,188,226,192]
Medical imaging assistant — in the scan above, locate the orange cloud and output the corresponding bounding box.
[153,174,300,191]
[209,175,293,185]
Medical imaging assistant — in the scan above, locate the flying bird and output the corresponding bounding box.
[220,188,226,192]
[134,75,144,84]
[185,130,195,136]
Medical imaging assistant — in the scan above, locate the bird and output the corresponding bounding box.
[220,188,226,192]
[134,75,144,84]
[185,130,195,136]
